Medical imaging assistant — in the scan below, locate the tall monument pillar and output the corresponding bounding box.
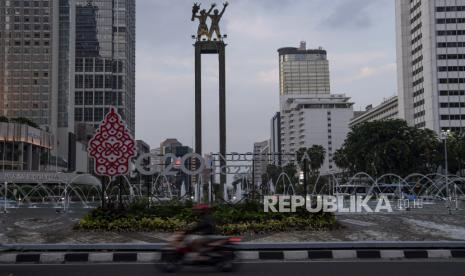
[191,1,229,199]
[194,41,227,193]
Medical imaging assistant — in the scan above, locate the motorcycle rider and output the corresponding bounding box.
[182,204,218,260]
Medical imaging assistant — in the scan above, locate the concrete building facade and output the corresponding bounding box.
[277,42,353,174]
[350,96,399,128]
[252,139,270,187]
[396,0,465,133]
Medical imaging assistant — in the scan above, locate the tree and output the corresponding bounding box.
[263,164,281,187]
[307,145,326,175]
[296,146,326,175]
[336,119,441,177]
[261,163,299,194]
[10,117,40,128]
[334,148,350,172]
[296,146,326,195]
[439,132,465,176]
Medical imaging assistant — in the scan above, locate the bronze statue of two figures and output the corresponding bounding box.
[191,2,228,41]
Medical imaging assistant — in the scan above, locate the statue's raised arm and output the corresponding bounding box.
[207,3,216,15]
[191,3,200,21]
[219,2,228,18]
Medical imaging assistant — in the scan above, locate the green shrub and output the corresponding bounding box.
[75,200,338,235]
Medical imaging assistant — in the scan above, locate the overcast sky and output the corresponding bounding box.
[135,0,396,153]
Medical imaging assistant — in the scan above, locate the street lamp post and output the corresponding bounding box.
[441,130,450,193]
[441,130,452,212]
[303,158,308,201]
[3,182,7,214]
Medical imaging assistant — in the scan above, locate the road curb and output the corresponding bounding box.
[2,249,465,264]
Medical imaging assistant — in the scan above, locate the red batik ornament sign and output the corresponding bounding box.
[88,107,136,177]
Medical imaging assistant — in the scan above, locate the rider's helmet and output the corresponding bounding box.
[193,204,212,214]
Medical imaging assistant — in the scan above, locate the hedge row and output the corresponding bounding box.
[75,200,338,235]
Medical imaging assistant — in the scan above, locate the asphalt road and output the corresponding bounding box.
[1,261,465,276]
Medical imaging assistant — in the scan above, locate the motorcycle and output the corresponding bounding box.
[158,232,241,273]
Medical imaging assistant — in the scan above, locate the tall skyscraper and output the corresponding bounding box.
[396,0,465,133]
[277,42,353,174]
[0,0,74,162]
[1,0,136,171]
[0,0,58,132]
[279,41,330,96]
[57,0,76,160]
[73,0,136,141]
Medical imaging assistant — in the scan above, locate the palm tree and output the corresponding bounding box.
[307,145,326,176]
[296,146,326,196]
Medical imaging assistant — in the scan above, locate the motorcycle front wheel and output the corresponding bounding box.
[157,250,183,273]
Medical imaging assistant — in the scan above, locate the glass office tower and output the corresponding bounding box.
[0,0,56,130]
[74,0,136,140]
[278,42,330,96]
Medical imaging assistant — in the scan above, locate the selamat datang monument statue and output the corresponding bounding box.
[191,2,228,196]
[191,2,228,41]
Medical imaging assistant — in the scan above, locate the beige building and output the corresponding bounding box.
[350,96,399,128]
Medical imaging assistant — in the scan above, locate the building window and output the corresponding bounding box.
[75,91,83,105]
[105,60,112,72]
[94,92,103,105]
[84,91,93,105]
[95,59,104,72]
[84,108,93,122]
[85,58,94,72]
[95,75,104,88]
[105,92,117,105]
[75,108,83,121]
[105,75,112,88]
[75,75,83,88]
[94,108,104,121]
[76,59,83,72]
[85,75,93,88]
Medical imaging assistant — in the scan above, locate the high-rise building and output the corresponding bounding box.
[57,0,76,161]
[280,94,353,173]
[252,140,270,187]
[279,41,330,96]
[73,0,136,141]
[0,0,135,172]
[0,0,75,164]
[0,0,58,132]
[396,0,465,133]
[277,42,353,174]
